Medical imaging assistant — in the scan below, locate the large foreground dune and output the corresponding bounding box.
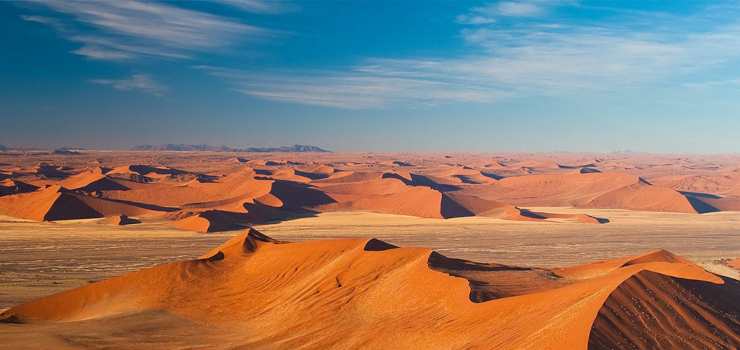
[2,228,738,350]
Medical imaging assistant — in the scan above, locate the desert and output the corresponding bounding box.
[0,150,739,349]
[4,1,740,348]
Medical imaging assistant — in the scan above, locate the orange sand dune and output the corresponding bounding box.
[469,172,642,206]
[580,181,704,213]
[468,160,507,169]
[729,258,740,269]
[509,160,563,169]
[465,172,712,213]
[0,185,154,221]
[107,165,186,177]
[318,176,604,222]
[429,165,500,185]
[105,214,140,225]
[650,173,740,197]
[246,159,282,166]
[325,183,497,218]
[172,210,239,232]
[571,167,601,174]
[380,160,413,167]
[1,154,738,228]
[2,229,737,350]
[299,164,337,175]
[495,205,607,223]
[0,185,101,221]
[312,170,386,184]
[0,178,38,196]
[226,157,248,163]
[60,171,131,192]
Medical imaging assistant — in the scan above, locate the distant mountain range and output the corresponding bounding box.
[131,144,330,153]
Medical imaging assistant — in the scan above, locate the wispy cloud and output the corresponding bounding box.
[199,2,740,109]
[456,14,496,25]
[458,0,559,24]
[490,2,544,17]
[198,65,510,109]
[19,0,269,61]
[91,74,168,96]
[215,0,300,14]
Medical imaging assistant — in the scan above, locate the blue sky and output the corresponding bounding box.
[1,0,740,153]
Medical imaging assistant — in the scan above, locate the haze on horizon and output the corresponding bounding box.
[1,0,740,153]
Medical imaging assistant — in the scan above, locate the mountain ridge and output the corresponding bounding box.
[131,144,329,152]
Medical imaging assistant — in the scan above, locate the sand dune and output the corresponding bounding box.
[1,153,739,229]
[589,271,740,349]
[0,185,102,221]
[580,181,705,213]
[729,259,740,269]
[429,165,500,184]
[572,167,601,174]
[0,184,155,221]
[464,172,715,213]
[509,160,563,169]
[105,214,140,225]
[172,210,239,232]
[0,179,38,196]
[2,229,737,349]
[60,171,131,192]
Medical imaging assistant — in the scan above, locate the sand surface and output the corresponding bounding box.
[2,228,738,350]
[2,209,739,311]
[1,151,739,349]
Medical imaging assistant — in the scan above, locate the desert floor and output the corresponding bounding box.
[2,209,739,311]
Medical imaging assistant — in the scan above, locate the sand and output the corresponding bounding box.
[1,151,739,349]
[2,228,738,349]
[1,209,739,311]
[3,151,740,231]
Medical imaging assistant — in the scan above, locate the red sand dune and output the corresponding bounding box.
[172,210,238,233]
[300,164,337,175]
[580,181,702,213]
[380,160,413,167]
[729,258,740,269]
[60,171,131,192]
[464,172,714,213]
[105,214,140,225]
[468,160,507,169]
[0,178,38,196]
[509,160,563,169]
[464,172,642,206]
[0,185,153,221]
[495,205,606,223]
[2,229,737,349]
[226,157,248,163]
[2,155,739,229]
[429,165,499,185]
[247,159,282,166]
[572,167,602,174]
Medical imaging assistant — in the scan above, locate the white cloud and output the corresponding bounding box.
[215,0,300,14]
[458,0,552,25]
[19,0,269,60]
[91,74,169,96]
[199,3,740,109]
[456,14,496,25]
[492,2,543,17]
[198,66,510,109]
